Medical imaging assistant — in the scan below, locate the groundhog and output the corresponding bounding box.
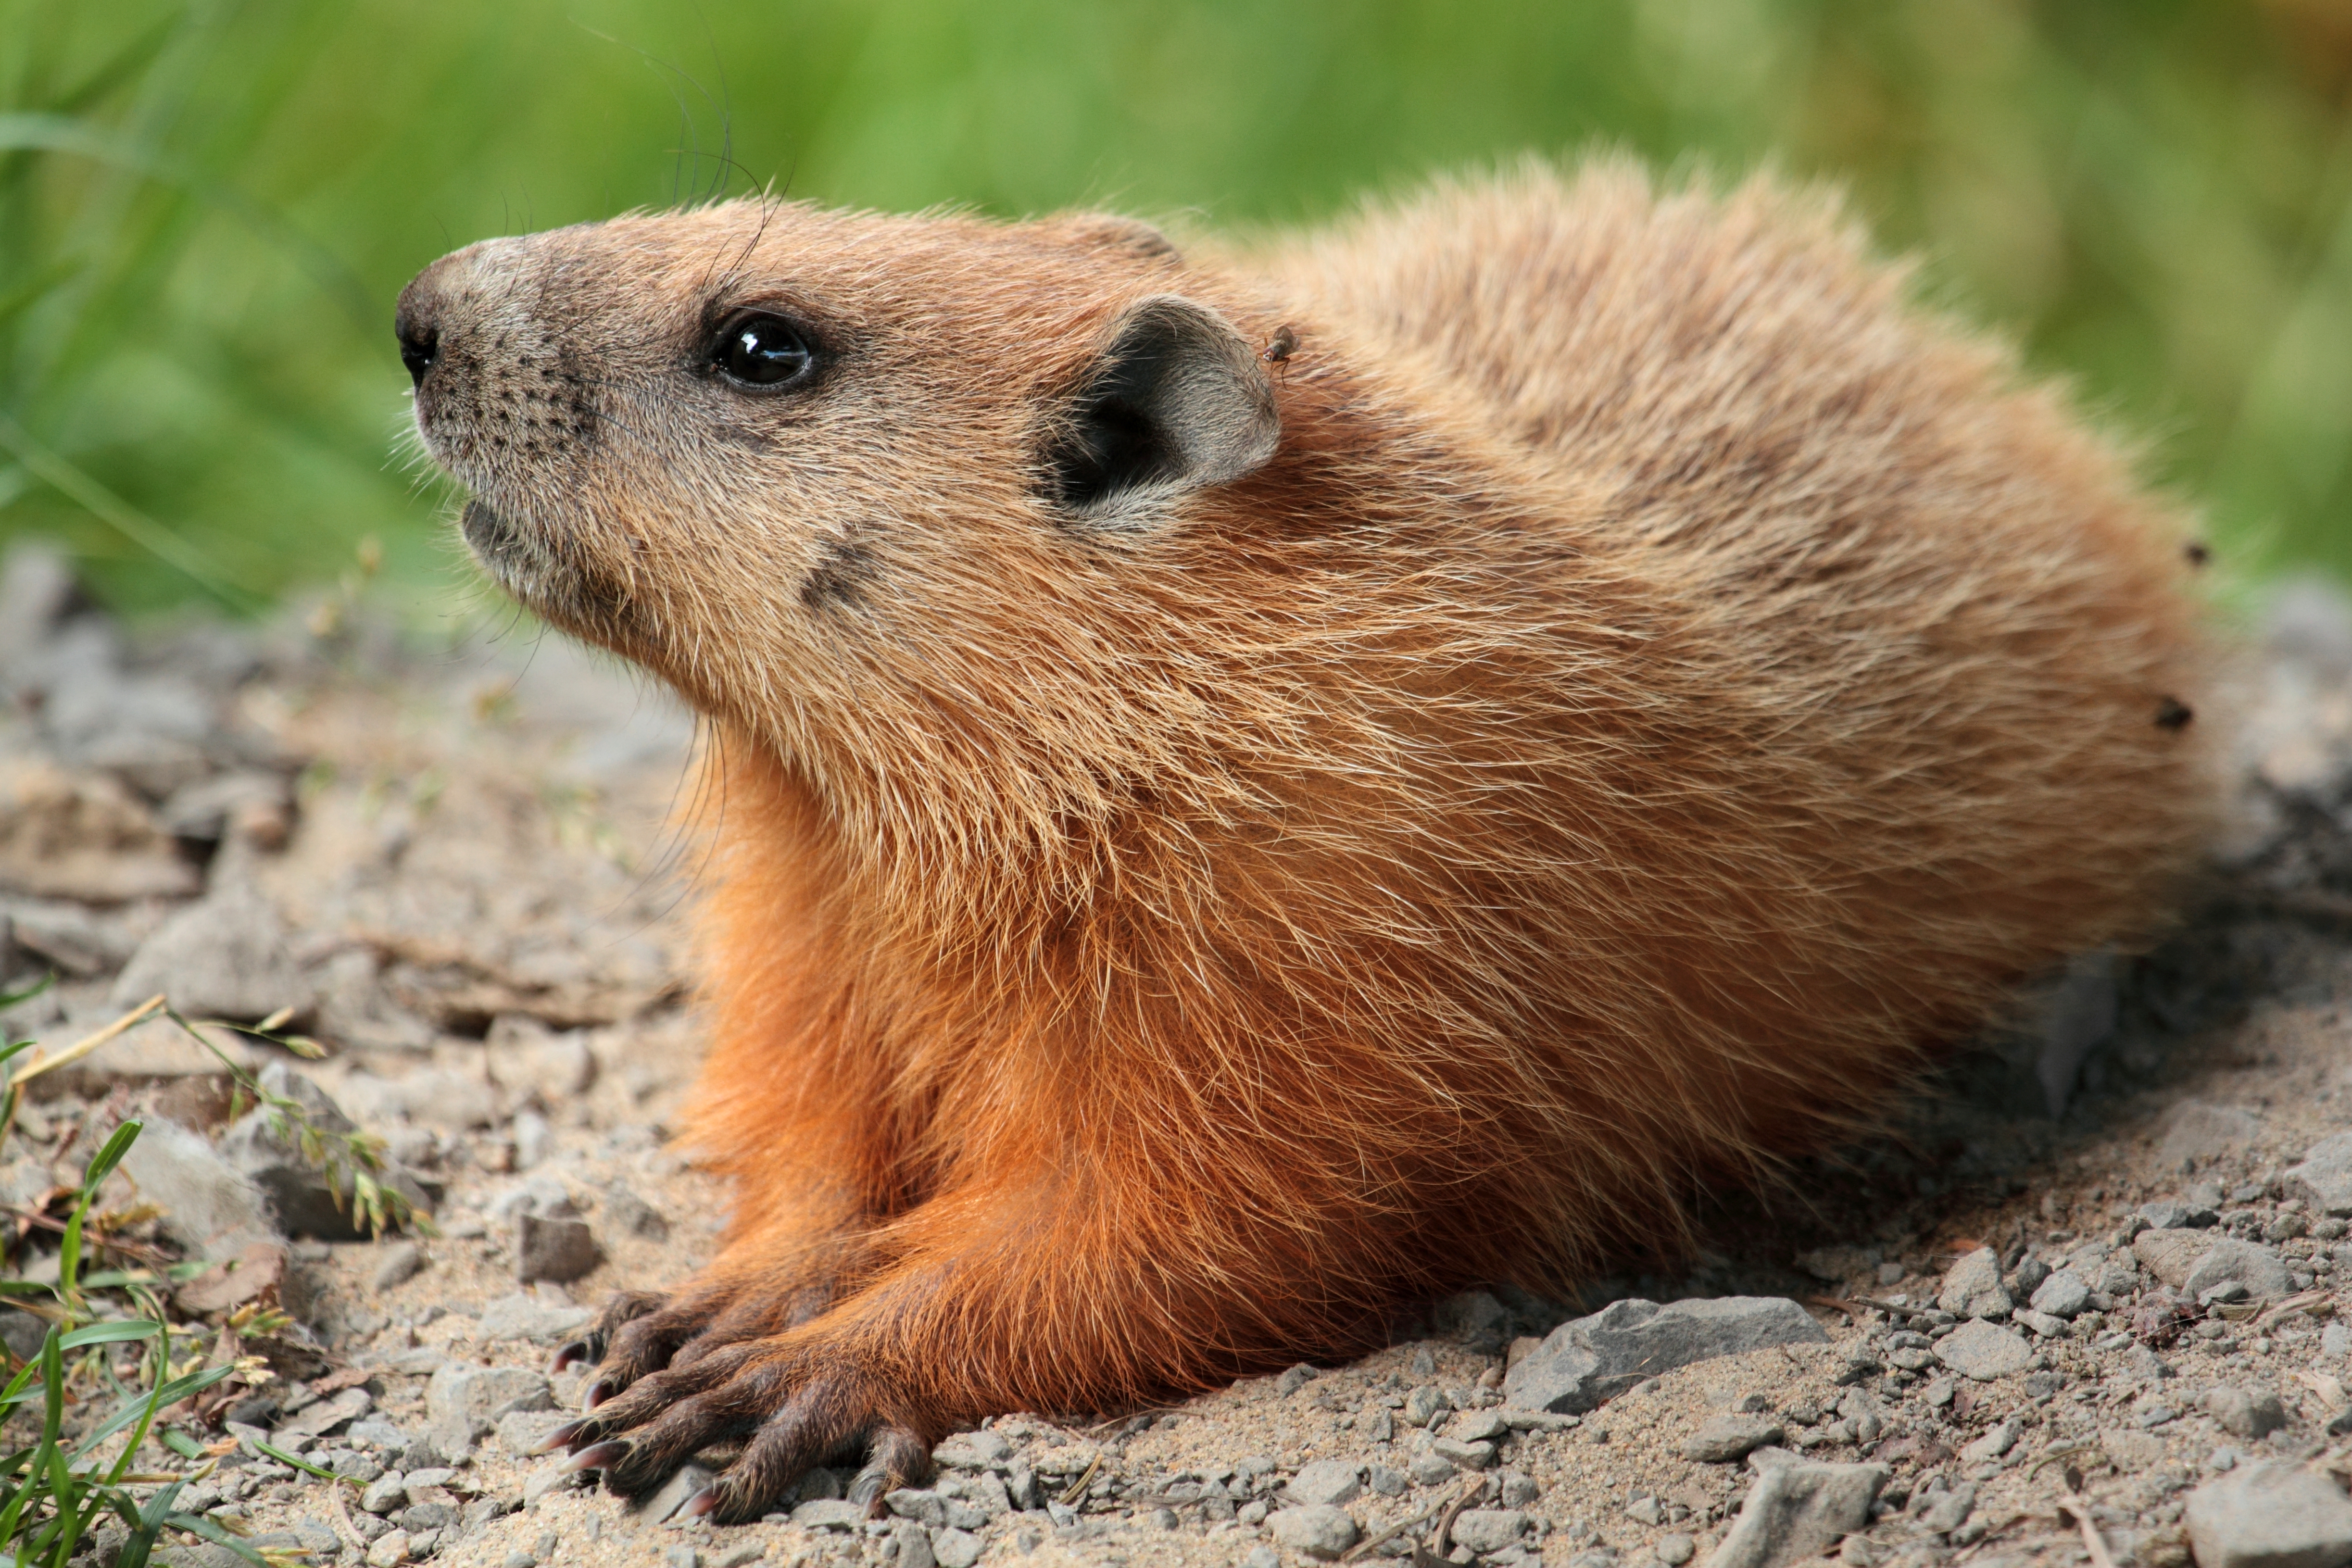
[395,158,2213,1520]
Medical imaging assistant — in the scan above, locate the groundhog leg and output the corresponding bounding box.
[547,1159,1411,1521]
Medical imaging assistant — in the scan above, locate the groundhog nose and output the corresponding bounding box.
[394,267,454,389]
[394,308,438,389]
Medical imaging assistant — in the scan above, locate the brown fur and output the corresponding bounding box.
[398,158,2214,1517]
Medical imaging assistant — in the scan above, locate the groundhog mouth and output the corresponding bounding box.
[460,496,627,637]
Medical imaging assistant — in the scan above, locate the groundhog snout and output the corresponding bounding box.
[396,250,598,487]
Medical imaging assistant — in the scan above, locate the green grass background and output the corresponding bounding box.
[5,0,2351,616]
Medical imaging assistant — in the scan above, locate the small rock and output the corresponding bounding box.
[1405,1385,1448,1426]
[885,1489,948,1528]
[1932,1320,2034,1381]
[219,1065,431,1239]
[0,758,201,903]
[1277,1363,1319,1396]
[1408,1452,1455,1486]
[425,1364,551,1451]
[1431,1437,1497,1469]
[1287,1460,1363,1507]
[932,1430,1013,1470]
[932,1530,980,1568]
[662,1549,700,1568]
[1685,1415,1786,1464]
[2185,1241,2295,1302]
[604,1182,670,1241]
[1505,1297,1829,1415]
[277,1386,372,1441]
[374,1242,427,1291]
[1958,1422,2018,1464]
[1451,1510,1530,1555]
[714,1548,768,1568]
[497,1410,570,1455]
[636,1463,717,1525]
[2184,1460,2352,1568]
[514,1213,602,1284]
[791,1499,865,1530]
[112,881,313,1022]
[2206,1388,2288,1441]
[1659,1534,1698,1567]
[365,1530,411,1568]
[2287,1134,2352,1219]
[476,1293,593,1343]
[1450,1409,1509,1443]
[1705,1462,1887,1568]
[1917,1482,1977,1533]
[362,1473,408,1514]
[1936,1249,2012,1320]
[522,1462,583,1506]
[2030,1269,2092,1319]
[118,1115,278,1260]
[1242,1549,1281,1568]
[1269,1504,1359,1558]
[2144,1200,2220,1232]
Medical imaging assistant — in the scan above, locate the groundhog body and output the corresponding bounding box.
[398,160,2212,1517]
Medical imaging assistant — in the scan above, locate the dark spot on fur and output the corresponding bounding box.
[801,537,878,611]
[2155,695,2193,731]
[2185,541,2210,568]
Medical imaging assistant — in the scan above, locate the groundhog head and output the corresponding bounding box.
[398,202,1286,792]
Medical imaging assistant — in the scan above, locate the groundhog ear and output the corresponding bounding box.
[1039,295,1280,516]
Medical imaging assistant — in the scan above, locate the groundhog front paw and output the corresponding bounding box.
[548,1334,929,1524]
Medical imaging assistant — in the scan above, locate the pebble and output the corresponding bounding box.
[2185,1460,2352,1568]
[2029,1268,2092,1318]
[117,1116,279,1260]
[932,1530,981,1568]
[1451,1509,1530,1555]
[1958,1421,2018,1463]
[365,1530,411,1568]
[662,1548,699,1568]
[636,1464,717,1525]
[2142,1199,2219,1231]
[424,1363,552,1454]
[373,1241,427,1290]
[1450,1409,1509,1443]
[931,1430,1013,1470]
[1684,1414,1786,1464]
[111,881,314,1023]
[1268,1503,1359,1558]
[604,1181,671,1240]
[791,1500,865,1530]
[1505,1296,1827,1414]
[2205,1387,2288,1441]
[514,1211,603,1284]
[361,1472,408,1514]
[2287,1133,2352,1218]
[1286,1460,1363,1506]
[475,1292,594,1343]
[1936,1248,2013,1319]
[1405,1384,1448,1426]
[1658,1533,1697,1566]
[1931,1319,2034,1380]
[1430,1437,1497,1470]
[1276,1363,1319,1396]
[1710,1462,1887,1568]
[884,1489,948,1527]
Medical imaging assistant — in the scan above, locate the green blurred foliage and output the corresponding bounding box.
[2,0,2349,614]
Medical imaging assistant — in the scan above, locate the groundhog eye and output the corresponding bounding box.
[713,313,813,388]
